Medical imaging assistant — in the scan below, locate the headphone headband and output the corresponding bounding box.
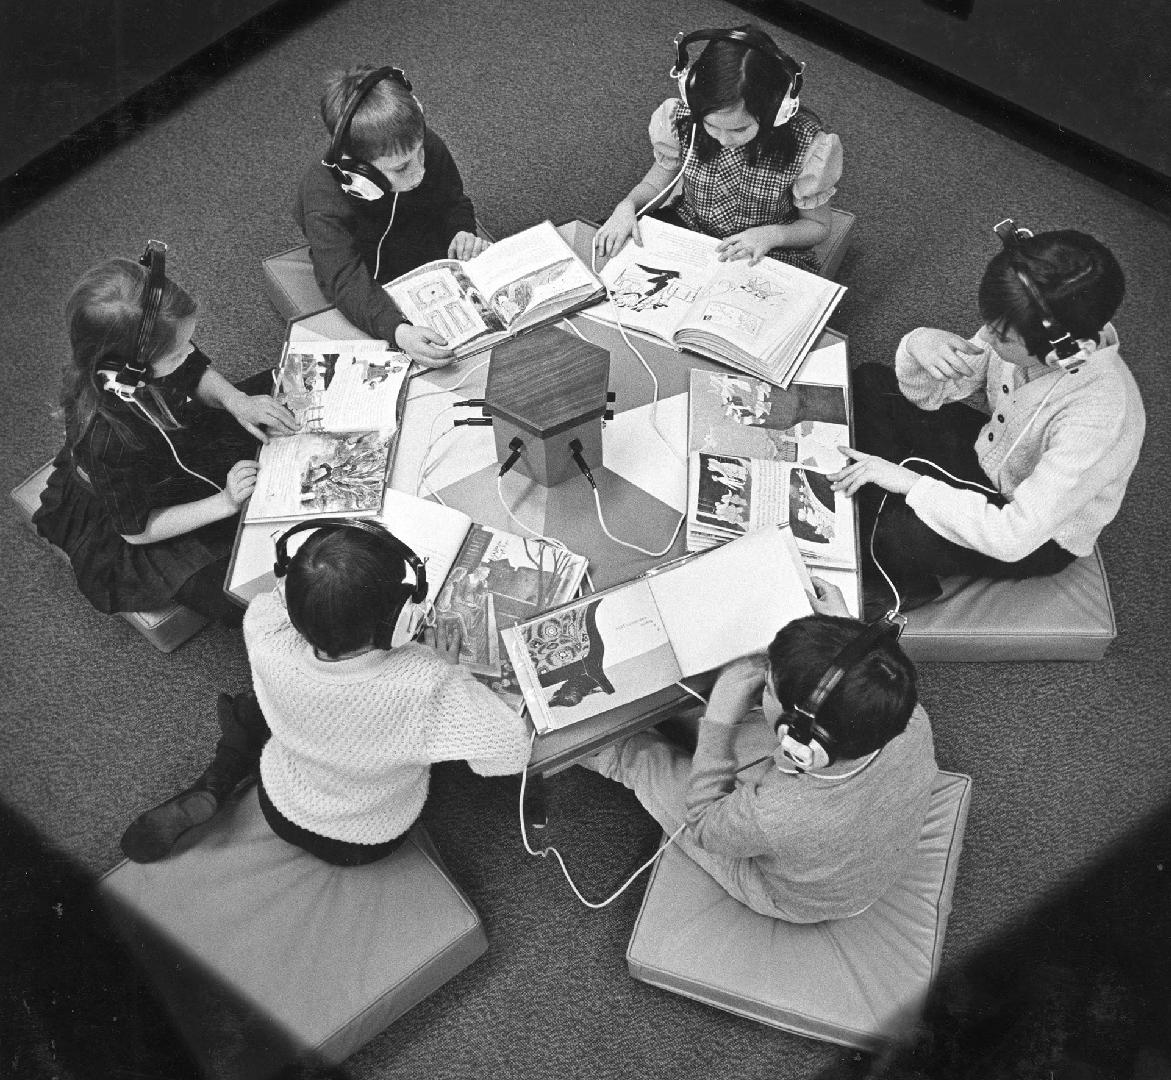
[993,218,1084,366]
[777,612,904,769]
[324,66,413,168]
[273,517,427,604]
[101,239,168,401]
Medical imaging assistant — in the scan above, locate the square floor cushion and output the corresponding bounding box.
[899,549,1116,662]
[97,786,488,1080]
[626,770,971,1050]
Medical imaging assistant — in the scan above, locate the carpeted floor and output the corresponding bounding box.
[1,1,1169,1077]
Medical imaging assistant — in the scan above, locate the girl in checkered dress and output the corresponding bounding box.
[596,26,841,273]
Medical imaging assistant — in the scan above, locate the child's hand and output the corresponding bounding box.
[830,447,918,498]
[807,577,850,618]
[423,620,462,664]
[229,393,299,443]
[906,329,985,381]
[705,654,769,724]
[715,226,776,265]
[395,324,456,368]
[448,231,489,261]
[223,459,259,508]
[595,201,641,258]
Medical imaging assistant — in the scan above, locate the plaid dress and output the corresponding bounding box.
[671,105,825,272]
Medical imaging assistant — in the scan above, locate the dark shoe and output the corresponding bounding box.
[120,787,219,863]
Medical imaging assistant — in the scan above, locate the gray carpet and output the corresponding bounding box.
[2,0,1169,1077]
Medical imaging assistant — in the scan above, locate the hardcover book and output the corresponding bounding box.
[501,526,813,734]
[383,220,604,359]
[685,367,856,570]
[244,341,409,524]
[588,216,845,387]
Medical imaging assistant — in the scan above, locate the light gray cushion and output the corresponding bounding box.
[98,786,488,1080]
[626,770,971,1050]
[900,548,1116,662]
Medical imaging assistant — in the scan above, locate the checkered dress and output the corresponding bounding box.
[672,106,823,272]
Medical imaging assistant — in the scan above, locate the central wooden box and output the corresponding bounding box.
[484,325,611,488]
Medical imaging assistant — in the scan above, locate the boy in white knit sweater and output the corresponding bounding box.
[832,225,1144,614]
[121,521,531,864]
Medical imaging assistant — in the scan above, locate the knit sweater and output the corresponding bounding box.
[896,324,1145,560]
[685,704,937,922]
[244,590,531,845]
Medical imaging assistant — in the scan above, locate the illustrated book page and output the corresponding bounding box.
[376,490,589,712]
[685,366,856,568]
[686,452,856,569]
[501,526,813,734]
[245,343,408,524]
[591,216,845,386]
[383,220,603,356]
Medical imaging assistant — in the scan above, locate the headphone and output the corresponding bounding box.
[993,218,1099,371]
[671,28,804,129]
[273,517,430,650]
[774,613,904,773]
[322,66,416,202]
[99,239,168,401]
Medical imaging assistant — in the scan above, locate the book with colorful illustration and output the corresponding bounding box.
[376,489,590,711]
[244,341,409,523]
[588,216,845,387]
[685,367,856,569]
[383,220,604,359]
[500,527,813,734]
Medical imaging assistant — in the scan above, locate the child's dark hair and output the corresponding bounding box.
[320,65,424,161]
[685,24,804,167]
[285,527,410,658]
[978,230,1124,359]
[64,258,197,449]
[767,615,918,760]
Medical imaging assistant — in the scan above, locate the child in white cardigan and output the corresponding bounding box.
[121,521,530,864]
[835,225,1144,613]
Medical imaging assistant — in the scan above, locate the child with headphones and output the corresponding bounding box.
[582,579,936,922]
[832,224,1146,614]
[121,519,530,864]
[295,64,488,368]
[33,250,297,626]
[595,25,842,272]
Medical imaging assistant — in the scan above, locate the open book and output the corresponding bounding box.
[500,526,814,734]
[686,368,856,569]
[589,216,845,387]
[244,341,409,523]
[376,489,590,710]
[384,220,604,359]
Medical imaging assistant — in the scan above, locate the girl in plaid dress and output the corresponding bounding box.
[596,25,842,273]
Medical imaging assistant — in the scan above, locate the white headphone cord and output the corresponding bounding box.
[518,730,686,909]
[129,396,222,493]
[587,126,698,467]
[589,485,684,558]
[373,191,399,283]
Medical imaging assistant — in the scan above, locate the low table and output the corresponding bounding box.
[227,221,861,774]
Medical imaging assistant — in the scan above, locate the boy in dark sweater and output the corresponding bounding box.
[295,64,488,367]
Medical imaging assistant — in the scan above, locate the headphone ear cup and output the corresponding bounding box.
[383,598,425,649]
[777,726,830,771]
[1047,337,1097,370]
[334,159,391,201]
[772,91,800,127]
